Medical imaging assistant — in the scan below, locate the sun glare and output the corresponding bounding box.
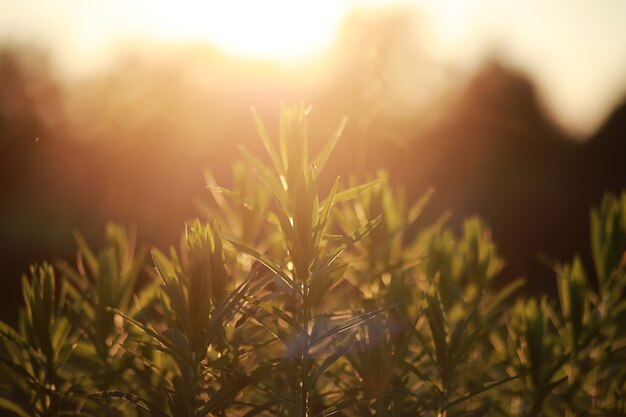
[118,1,356,61]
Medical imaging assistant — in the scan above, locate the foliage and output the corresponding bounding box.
[1,106,625,417]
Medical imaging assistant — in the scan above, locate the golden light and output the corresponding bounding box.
[114,0,357,61]
[3,0,624,136]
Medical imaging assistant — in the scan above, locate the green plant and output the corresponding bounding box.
[218,105,400,417]
[1,107,624,417]
[0,264,79,417]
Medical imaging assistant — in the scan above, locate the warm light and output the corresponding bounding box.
[114,1,355,61]
[2,0,625,136]
[0,0,413,75]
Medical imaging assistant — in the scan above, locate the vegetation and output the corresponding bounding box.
[1,105,625,417]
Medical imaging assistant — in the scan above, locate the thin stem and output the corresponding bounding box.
[437,387,448,417]
[300,275,311,417]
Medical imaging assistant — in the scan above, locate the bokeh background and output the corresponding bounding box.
[1,0,625,323]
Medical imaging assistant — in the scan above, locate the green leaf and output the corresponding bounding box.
[483,278,525,319]
[252,108,284,176]
[239,294,304,336]
[407,187,434,225]
[445,373,524,410]
[313,176,341,248]
[310,301,404,346]
[334,179,383,204]
[108,307,191,366]
[310,338,354,386]
[423,285,448,375]
[89,391,162,416]
[314,213,384,279]
[198,377,248,416]
[73,231,99,278]
[312,390,404,417]
[213,366,295,407]
[221,235,300,296]
[307,262,347,310]
[313,116,347,175]
[392,354,438,391]
[0,355,42,391]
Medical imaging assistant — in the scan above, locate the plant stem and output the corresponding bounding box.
[437,387,448,417]
[300,277,311,417]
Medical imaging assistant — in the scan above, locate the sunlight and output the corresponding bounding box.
[2,0,624,136]
[120,1,354,61]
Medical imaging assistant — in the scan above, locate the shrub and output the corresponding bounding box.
[1,105,624,417]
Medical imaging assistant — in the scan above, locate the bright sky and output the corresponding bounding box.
[1,0,625,138]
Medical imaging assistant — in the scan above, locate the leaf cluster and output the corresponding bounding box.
[1,107,625,417]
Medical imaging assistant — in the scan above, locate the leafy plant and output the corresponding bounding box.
[0,107,624,417]
[0,264,80,417]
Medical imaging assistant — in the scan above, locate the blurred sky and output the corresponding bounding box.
[1,0,625,138]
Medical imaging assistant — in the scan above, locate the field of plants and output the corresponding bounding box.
[1,105,625,417]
